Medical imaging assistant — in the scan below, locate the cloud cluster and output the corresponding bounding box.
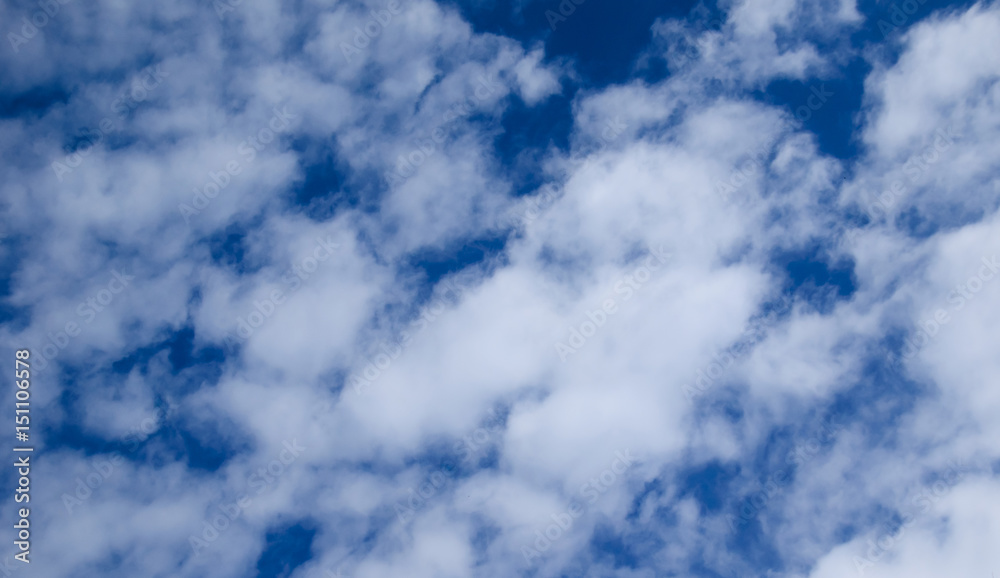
[0,0,997,576]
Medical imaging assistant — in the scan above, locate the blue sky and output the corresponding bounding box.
[1,0,999,576]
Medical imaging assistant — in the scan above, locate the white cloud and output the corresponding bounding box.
[1,0,999,576]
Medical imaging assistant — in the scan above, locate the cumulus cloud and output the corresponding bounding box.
[0,0,997,576]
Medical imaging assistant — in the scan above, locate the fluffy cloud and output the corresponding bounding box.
[0,0,997,576]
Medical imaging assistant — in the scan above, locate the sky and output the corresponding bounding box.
[0,0,999,576]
